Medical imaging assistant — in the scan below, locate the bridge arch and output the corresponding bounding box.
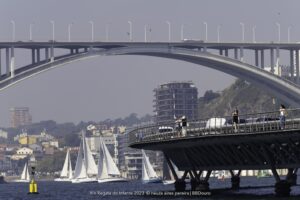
[1,46,300,106]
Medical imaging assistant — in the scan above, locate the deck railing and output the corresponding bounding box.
[128,108,300,145]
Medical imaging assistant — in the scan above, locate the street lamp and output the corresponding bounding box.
[166,21,171,41]
[29,23,34,41]
[252,25,256,43]
[288,26,292,43]
[50,20,55,41]
[89,21,94,42]
[11,20,15,42]
[217,25,221,43]
[240,22,245,42]
[68,23,73,42]
[180,24,184,41]
[128,21,133,41]
[204,22,208,41]
[144,24,148,42]
[276,22,281,42]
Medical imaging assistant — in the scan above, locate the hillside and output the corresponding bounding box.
[198,79,289,119]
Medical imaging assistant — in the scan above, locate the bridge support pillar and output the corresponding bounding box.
[174,180,186,192]
[50,46,54,62]
[270,48,275,73]
[255,49,259,66]
[275,180,291,197]
[225,49,228,57]
[290,50,295,82]
[276,47,280,74]
[260,50,264,69]
[219,49,223,56]
[231,176,240,190]
[6,48,9,76]
[286,168,297,186]
[296,50,299,84]
[45,48,49,61]
[10,47,15,78]
[37,48,40,63]
[70,49,74,54]
[271,167,291,197]
[240,47,244,62]
[31,49,36,64]
[234,48,238,59]
[75,49,79,54]
[230,170,241,190]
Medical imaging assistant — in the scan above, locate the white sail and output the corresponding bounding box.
[82,132,98,176]
[20,162,30,181]
[101,137,120,176]
[68,151,73,179]
[73,141,87,179]
[142,150,158,180]
[60,149,70,178]
[142,159,150,181]
[98,137,121,179]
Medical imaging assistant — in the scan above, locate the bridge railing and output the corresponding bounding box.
[128,108,300,145]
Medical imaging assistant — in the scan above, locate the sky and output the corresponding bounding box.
[0,0,299,127]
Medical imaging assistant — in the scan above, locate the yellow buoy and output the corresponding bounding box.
[28,179,39,194]
[28,165,39,195]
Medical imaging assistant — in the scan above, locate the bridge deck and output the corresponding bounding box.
[129,109,300,171]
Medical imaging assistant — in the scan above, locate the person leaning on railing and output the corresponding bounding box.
[232,108,239,132]
[279,104,287,129]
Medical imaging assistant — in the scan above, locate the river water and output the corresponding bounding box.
[1,177,300,200]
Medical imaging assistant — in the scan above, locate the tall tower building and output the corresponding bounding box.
[153,81,198,123]
[10,107,32,128]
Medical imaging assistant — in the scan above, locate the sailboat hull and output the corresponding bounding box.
[71,177,97,183]
[54,178,72,182]
[142,178,162,184]
[98,177,128,183]
[163,180,175,185]
[12,179,30,183]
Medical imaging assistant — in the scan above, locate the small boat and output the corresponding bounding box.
[13,162,30,183]
[142,150,161,183]
[97,137,127,183]
[54,149,73,182]
[72,132,98,183]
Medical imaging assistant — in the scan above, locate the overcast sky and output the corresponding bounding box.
[0,0,298,127]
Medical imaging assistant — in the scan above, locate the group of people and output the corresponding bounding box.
[231,104,287,132]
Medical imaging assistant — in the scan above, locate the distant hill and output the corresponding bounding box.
[198,79,289,119]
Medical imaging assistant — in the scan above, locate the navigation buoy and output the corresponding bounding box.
[28,166,39,194]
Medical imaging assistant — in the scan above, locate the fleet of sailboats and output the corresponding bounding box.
[13,162,30,183]
[97,137,127,183]
[142,150,161,183]
[72,132,98,183]
[54,149,73,182]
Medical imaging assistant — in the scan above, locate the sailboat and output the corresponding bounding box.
[72,132,98,183]
[14,162,30,182]
[97,137,127,183]
[142,150,161,183]
[54,149,73,182]
[163,161,184,185]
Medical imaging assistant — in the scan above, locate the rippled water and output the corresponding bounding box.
[1,177,300,200]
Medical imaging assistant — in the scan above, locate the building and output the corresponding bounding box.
[0,130,8,139]
[154,81,198,123]
[10,107,32,128]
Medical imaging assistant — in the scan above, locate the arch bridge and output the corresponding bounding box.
[1,41,300,106]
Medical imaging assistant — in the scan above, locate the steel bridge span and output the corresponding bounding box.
[129,109,300,196]
[1,42,300,107]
